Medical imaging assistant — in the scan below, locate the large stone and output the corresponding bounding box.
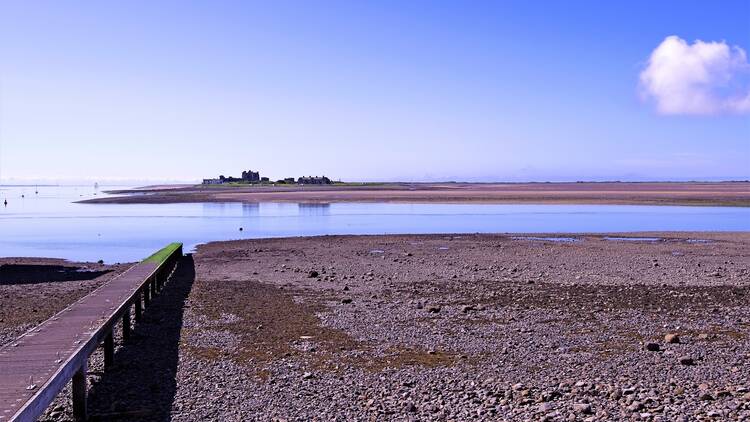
[664,333,680,344]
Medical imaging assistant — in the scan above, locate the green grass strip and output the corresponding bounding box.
[143,242,183,264]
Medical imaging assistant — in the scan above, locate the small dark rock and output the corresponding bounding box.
[645,342,660,352]
[679,356,695,365]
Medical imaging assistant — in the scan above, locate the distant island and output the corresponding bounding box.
[80,181,750,207]
[202,169,333,185]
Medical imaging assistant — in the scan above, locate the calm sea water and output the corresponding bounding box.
[1,185,748,263]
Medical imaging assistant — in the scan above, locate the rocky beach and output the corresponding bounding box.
[4,232,748,420]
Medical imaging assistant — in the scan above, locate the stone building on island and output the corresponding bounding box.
[203,169,261,185]
[203,170,334,185]
[241,170,260,182]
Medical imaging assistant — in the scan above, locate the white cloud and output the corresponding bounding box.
[639,35,750,115]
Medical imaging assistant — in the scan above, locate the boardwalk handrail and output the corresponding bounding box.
[2,243,183,422]
[143,242,183,264]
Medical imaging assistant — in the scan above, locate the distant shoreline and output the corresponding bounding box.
[78,181,750,207]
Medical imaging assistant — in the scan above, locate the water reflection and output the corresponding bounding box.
[242,203,260,217]
[202,202,229,215]
[298,203,331,216]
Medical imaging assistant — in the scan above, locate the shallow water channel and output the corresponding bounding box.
[1,185,748,262]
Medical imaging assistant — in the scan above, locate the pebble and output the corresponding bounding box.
[538,402,554,412]
[573,403,593,414]
[699,392,714,401]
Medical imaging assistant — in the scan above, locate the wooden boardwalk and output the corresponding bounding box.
[0,244,182,421]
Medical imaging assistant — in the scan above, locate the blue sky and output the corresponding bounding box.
[0,0,748,183]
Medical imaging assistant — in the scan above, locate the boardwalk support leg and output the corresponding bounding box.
[104,331,114,369]
[135,291,142,322]
[122,308,131,341]
[72,362,87,421]
[144,284,150,306]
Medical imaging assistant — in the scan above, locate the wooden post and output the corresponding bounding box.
[150,278,156,297]
[122,308,131,341]
[103,331,114,369]
[143,283,150,306]
[72,361,87,421]
[135,291,142,322]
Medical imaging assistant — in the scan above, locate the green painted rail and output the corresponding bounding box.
[143,243,183,264]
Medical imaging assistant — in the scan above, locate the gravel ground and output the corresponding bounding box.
[176,232,750,421]
[13,232,750,421]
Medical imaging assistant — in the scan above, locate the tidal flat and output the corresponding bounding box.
[8,232,748,420]
[86,181,750,207]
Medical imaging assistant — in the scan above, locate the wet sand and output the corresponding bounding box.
[19,232,750,420]
[82,182,750,207]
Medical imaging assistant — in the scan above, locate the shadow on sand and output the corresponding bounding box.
[85,255,196,421]
[0,264,112,285]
